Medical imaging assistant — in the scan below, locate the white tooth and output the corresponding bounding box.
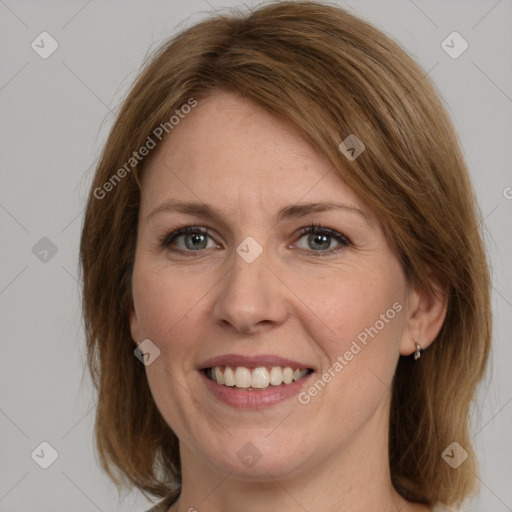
[235,366,251,388]
[282,366,294,384]
[223,366,235,386]
[293,369,308,381]
[269,366,283,386]
[251,367,270,388]
[213,366,224,385]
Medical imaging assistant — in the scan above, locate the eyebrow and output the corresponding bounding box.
[147,199,372,226]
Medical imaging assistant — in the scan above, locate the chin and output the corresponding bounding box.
[190,429,318,481]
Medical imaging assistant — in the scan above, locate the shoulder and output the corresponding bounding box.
[432,505,458,512]
[144,496,176,512]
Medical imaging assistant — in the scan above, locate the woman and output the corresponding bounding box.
[79,2,492,511]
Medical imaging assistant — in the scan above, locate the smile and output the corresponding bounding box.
[199,354,315,408]
[205,365,312,389]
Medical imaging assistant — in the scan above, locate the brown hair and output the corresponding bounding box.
[79,1,492,508]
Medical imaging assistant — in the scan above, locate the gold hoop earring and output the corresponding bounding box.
[413,339,423,360]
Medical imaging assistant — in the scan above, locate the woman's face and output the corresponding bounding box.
[130,90,414,480]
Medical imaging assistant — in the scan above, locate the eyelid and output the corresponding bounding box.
[293,223,351,256]
[159,222,352,256]
[159,223,216,250]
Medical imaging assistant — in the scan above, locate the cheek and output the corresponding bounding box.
[293,269,405,433]
[306,267,405,353]
[131,256,227,377]
[297,262,407,423]
[131,261,199,352]
[131,261,209,437]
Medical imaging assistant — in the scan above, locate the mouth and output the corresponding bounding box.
[198,354,315,408]
[203,365,314,390]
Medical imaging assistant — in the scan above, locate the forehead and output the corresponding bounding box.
[140,91,365,219]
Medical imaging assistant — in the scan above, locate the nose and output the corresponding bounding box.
[211,242,289,335]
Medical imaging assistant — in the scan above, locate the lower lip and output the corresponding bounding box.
[200,370,313,409]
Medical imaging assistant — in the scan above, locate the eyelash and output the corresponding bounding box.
[159,222,351,257]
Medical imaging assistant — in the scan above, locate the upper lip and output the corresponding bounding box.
[198,354,314,371]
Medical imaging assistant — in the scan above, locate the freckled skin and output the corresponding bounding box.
[130,91,442,512]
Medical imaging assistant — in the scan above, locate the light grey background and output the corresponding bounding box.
[0,0,511,511]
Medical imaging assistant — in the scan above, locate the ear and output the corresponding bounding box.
[399,278,448,356]
[129,308,142,346]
